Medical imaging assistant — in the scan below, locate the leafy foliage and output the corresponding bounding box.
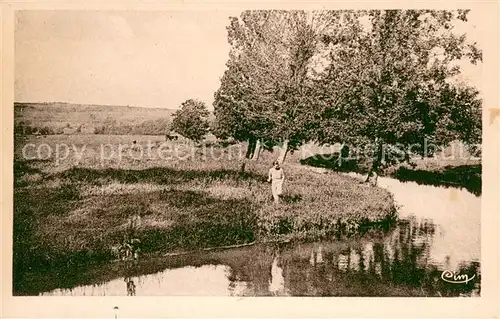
[171,99,210,142]
[214,10,482,176]
[312,10,482,177]
[213,11,340,155]
[315,10,482,144]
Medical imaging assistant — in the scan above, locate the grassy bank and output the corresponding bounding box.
[13,135,396,293]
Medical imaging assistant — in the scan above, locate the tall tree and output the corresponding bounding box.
[171,99,210,143]
[313,10,482,183]
[213,10,341,168]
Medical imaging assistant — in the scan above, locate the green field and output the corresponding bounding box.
[13,134,396,293]
[14,102,176,135]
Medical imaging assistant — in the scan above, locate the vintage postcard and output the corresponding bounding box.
[1,1,499,318]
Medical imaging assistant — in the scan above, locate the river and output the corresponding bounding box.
[40,175,481,297]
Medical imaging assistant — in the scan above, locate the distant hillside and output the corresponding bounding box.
[14,102,176,135]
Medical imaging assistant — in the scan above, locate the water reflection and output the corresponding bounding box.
[42,265,244,296]
[269,254,286,296]
[39,178,480,297]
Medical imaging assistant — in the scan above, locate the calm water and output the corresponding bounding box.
[40,177,480,297]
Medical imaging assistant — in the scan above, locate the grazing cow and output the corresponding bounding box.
[165,134,179,141]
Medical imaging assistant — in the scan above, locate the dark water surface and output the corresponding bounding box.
[39,177,480,297]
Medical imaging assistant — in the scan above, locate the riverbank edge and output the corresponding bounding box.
[14,211,398,296]
[13,210,398,296]
[13,160,398,295]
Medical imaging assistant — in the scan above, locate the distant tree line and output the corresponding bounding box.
[94,117,171,135]
[14,117,171,136]
[14,123,57,135]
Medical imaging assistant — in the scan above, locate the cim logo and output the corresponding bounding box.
[441,270,476,284]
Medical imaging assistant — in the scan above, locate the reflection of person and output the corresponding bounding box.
[269,254,285,296]
[268,161,285,204]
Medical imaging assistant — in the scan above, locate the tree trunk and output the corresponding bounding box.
[241,137,257,172]
[364,168,373,183]
[338,143,349,168]
[245,137,256,159]
[252,139,262,161]
[277,139,289,164]
[404,150,410,163]
[365,138,382,185]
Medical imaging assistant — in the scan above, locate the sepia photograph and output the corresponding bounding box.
[7,4,494,304]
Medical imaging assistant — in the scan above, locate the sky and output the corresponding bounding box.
[15,10,483,110]
[15,10,242,109]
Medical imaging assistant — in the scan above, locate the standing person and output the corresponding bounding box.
[268,160,285,204]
